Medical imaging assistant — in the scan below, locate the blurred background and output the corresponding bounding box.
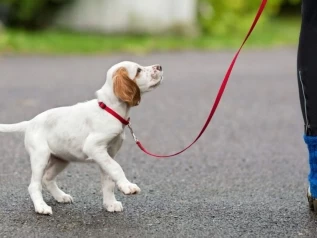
[0,0,301,55]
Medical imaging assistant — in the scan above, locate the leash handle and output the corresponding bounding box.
[131,0,268,158]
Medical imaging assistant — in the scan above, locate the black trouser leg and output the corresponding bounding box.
[297,0,317,136]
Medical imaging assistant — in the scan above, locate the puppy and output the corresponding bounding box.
[0,61,163,215]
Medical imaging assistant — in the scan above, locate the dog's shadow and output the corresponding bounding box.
[2,188,184,234]
[4,190,317,238]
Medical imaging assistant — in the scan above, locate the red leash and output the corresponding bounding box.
[102,0,268,158]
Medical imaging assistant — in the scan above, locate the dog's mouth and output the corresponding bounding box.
[149,77,163,89]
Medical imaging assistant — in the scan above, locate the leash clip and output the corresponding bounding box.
[128,123,139,142]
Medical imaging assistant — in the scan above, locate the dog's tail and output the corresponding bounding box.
[0,121,29,133]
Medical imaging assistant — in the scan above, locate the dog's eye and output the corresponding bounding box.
[136,68,142,74]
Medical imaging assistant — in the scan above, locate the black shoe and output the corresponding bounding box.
[307,186,317,211]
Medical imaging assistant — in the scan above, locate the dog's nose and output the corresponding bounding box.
[154,65,162,71]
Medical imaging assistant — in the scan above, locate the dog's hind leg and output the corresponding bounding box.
[43,155,73,204]
[27,147,53,215]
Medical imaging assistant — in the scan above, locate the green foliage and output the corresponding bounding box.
[197,0,301,36]
[0,17,300,55]
[0,0,72,28]
[0,0,301,34]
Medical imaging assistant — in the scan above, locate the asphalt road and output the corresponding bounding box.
[0,49,316,238]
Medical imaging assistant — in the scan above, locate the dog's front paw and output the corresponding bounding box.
[55,194,73,204]
[35,202,53,215]
[104,201,123,212]
[117,180,141,195]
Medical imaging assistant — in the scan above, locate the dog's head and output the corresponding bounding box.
[106,61,163,107]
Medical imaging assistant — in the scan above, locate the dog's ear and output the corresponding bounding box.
[113,67,141,107]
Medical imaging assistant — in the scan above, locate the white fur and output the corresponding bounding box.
[0,61,163,215]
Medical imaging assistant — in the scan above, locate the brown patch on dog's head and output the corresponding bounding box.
[113,67,141,107]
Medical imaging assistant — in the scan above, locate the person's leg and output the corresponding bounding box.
[297,0,317,209]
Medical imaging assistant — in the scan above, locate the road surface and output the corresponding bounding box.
[0,49,315,237]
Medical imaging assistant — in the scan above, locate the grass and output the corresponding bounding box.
[0,17,300,55]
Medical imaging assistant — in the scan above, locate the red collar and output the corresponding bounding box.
[98,102,130,126]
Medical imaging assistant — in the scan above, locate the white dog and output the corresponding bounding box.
[0,61,163,215]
